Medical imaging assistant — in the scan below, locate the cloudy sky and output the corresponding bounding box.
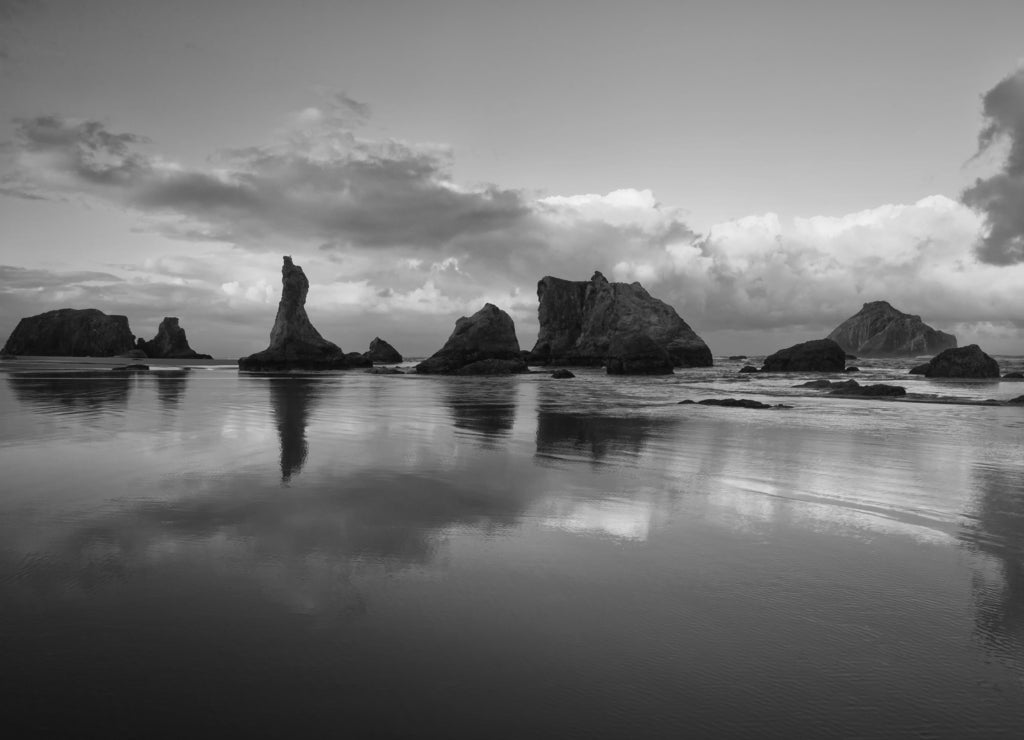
[2,0,1023,358]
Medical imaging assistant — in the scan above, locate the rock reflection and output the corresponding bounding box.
[154,370,190,408]
[535,408,676,463]
[6,372,133,416]
[268,377,321,482]
[442,378,518,442]
[961,465,1024,651]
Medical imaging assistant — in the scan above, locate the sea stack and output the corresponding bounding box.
[761,339,847,372]
[827,301,956,357]
[416,303,528,375]
[238,256,369,371]
[529,271,712,367]
[1,308,135,356]
[364,337,403,363]
[137,317,212,359]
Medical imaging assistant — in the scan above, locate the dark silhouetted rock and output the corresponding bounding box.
[2,308,135,356]
[530,271,712,367]
[137,317,212,359]
[794,378,860,390]
[830,383,906,397]
[551,369,575,378]
[908,362,930,375]
[110,363,149,373]
[728,355,747,360]
[679,398,791,409]
[1009,395,1024,404]
[845,366,860,372]
[827,301,957,357]
[1003,372,1024,379]
[916,345,1000,378]
[761,339,846,372]
[365,366,403,374]
[606,334,674,375]
[239,256,369,371]
[416,303,528,375]
[0,350,15,360]
[364,337,403,363]
[739,365,759,373]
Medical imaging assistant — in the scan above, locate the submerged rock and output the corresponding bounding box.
[738,365,759,374]
[110,363,150,373]
[679,398,791,409]
[137,317,212,359]
[2,308,135,357]
[416,303,528,375]
[364,366,403,374]
[364,337,403,363]
[1003,372,1024,379]
[728,355,747,360]
[530,271,712,367]
[605,334,674,375]
[551,369,575,379]
[830,383,906,397]
[794,379,860,390]
[827,301,957,357]
[917,345,1000,378]
[845,366,860,372]
[761,339,846,372]
[239,256,370,371]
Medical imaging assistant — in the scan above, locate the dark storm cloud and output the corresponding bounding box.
[14,115,150,185]
[962,68,1024,264]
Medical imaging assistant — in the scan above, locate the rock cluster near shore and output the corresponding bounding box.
[137,317,212,359]
[828,301,956,357]
[529,271,712,369]
[2,308,135,357]
[416,303,528,375]
[239,256,370,371]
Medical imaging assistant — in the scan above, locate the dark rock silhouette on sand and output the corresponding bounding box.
[828,301,957,357]
[908,345,1000,378]
[137,317,212,359]
[2,308,135,357]
[238,256,370,371]
[416,303,528,375]
[761,339,846,372]
[529,271,712,368]
[364,337,403,363]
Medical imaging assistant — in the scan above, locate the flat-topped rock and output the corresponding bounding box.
[239,256,370,371]
[530,271,712,367]
[416,303,528,375]
[2,308,135,357]
[137,317,212,359]
[827,301,957,357]
[761,339,846,372]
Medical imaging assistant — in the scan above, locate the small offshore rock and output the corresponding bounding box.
[364,366,403,374]
[1003,372,1024,379]
[416,303,528,375]
[365,337,403,363]
[830,383,906,397]
[845,366,860,372]
[551,369,575,378]
[689,398,791,409]
[761,339,846,372]
[111,363,149,373]
[739,365,759,374]
[920,345,1000,378]
[728,355,747,360]
[795,379,859,390]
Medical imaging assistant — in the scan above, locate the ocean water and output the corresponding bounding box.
[1,357,1022,738]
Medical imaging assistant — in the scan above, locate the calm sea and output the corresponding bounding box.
[1,358,1022,738]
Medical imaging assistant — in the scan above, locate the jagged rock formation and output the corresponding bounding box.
[238,256,370,371]
[605,334,674,375]
[761,339,846,372]
[364,337,403,363]
[911,345,1000,378]
[827,301,957,357]
[137,317,212,359]
[529,272,712,367]
[416,303,528,375]
[2,308,135,356]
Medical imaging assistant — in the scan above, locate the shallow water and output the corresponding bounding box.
[1,361,1023,738]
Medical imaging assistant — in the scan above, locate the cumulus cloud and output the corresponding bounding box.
[962,67,1024,264]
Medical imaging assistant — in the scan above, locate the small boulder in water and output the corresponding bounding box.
[551,369,575,379]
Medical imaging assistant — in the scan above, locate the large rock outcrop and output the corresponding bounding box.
[605,334,674,375]
[137,317,212,359]
[238,256,369,371]
[2,308,135,356]
[364,337,403,363]
[529,272,712,367]
[913,345,1000,378]
[416,303,528,375]
[761,339,847,372]
[827,301,956,357]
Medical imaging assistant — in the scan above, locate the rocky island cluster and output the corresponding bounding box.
[2,256,1012,379]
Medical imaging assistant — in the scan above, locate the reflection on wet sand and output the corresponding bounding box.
[442,378,518,441]
[268,377,321,482]
[535,409,677,463]
[6,372,133,415]
[961,464,1024,652]
[154,370,189,408]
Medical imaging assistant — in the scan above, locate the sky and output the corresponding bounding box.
[1,0,1023,358]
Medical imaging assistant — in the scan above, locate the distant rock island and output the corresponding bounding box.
[137,317,212,359]
[364,337,402,364]
[529,272,712,368]
[238,256,370,371]
[828,301,956,357]
[1,308,135,357]
[416,303,528,375]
